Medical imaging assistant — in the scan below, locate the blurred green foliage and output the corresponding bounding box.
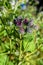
[0,0,43,65]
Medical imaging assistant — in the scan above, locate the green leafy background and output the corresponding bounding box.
[0,0,43,65]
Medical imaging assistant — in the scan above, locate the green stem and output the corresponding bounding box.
[10,39,12,52]
[19,34,22,61]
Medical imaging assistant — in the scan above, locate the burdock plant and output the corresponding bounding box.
[0,0,43,65]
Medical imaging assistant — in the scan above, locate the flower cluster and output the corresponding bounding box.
[13,16,39,34]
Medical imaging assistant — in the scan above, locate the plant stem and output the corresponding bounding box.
[19,34,22,61]
[10,39,12,52]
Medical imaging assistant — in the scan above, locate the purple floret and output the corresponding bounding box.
[16,20,22,26]
[23,19,28,25]
[29,19,34,27]
[20,27,25,34]
[13,18,22,27]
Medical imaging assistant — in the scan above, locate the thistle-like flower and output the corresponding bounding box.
[23,19,28,25]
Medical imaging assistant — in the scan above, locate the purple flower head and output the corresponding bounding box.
[25,26,32,33]
[13,18,22,27]
[34,25,39,31]
[20,27,25,34]
[23,19,28,25]
[29,19,34,27]
[16,20,22,26]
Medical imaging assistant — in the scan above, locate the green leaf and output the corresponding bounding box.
[7,61,14,65]
[0,54,7,65]
[23,33,35,52]
[24,40,36,52]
